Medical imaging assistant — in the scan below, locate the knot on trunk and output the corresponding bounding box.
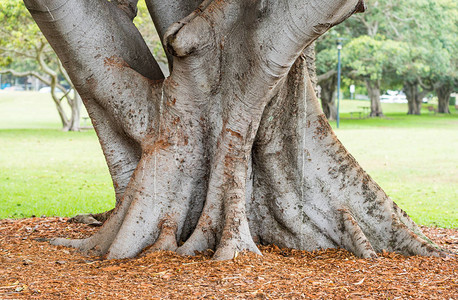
[164,16,213,58]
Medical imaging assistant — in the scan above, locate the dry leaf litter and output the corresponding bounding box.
[0,217,456,299]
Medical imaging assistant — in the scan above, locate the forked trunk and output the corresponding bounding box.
[24,0,450,261]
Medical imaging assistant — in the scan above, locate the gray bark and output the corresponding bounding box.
[366,79,384,117]
[144,0,204,68]
[318,74,338,120]
[23,0,450,261]
[404,81,427,115]
[435,83,452,114]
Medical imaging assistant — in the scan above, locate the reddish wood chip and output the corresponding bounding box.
[0,218,456,299]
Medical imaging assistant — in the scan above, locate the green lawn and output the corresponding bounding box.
[0,91,113,218]
[0,92,457,228]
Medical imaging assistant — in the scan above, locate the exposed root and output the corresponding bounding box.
[176,223,217,256]
[50,237,88,251]
[390,216,447,257]
[68,214,102,227]
[148,219,178,252]
[213,216,262,260]
[50,155,157,257]
[341,209,377,259]
[213,237,261,261]
[68,209,114,226]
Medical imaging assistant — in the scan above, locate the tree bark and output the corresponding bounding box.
[436,83,452,114]
[404,81,425,115]
[64,92,82,132]
[365,79,384,117]
[23,0,450,261]
[318,75,337,120]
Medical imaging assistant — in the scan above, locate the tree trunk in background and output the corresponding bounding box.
[366,79,383,117]
[0,68,82,131]
[319,76,337,120]
[63,92,82,132]
[51,87,82,132]
[404,81,423,115]
[24,0,448,261]
[436,83,451,114]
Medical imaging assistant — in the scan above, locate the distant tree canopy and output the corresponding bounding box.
[316,0,457,116]
[1,0,456,121]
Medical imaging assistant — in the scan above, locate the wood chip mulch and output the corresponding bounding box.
[0,218,456,299]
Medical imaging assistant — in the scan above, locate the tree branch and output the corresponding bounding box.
[0,47,36,59]
[0,68,50,86]
[317,70,337,83]
[56,58,69,83]
[57,59,76,106]
[24,0,165,143]
[36,42,57,78]
[417,76,433,91]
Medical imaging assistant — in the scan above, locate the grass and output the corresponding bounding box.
[0,92,457,228]
[0,129,114,218]
[331,100,458,228]
[0,91,112,218]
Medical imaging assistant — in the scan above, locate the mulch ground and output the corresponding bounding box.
[0,218,456,299]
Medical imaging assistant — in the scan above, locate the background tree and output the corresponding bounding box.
[23,0,449,261]
[315,0,457,116]
[0,0,82,131]
[315,36,338,120]
[424,0,457,114]
[397,46,432,115]
[344,36,405,116]
[385,0,457,114]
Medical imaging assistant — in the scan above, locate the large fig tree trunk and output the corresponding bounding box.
[24,0,448,260]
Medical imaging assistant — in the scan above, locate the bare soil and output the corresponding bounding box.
[0,217,456,299]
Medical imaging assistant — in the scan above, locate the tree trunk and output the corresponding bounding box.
[404,81,423,115]
[365,79,383,117]
[0,67,81,131]
[24,0,449,261]
[63,92,82,132]
[319,75,338,120]
[436,84,451,114]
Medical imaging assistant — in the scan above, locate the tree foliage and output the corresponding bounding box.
[316,0,457,116]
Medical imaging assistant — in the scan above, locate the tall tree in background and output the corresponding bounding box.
[426,0,457,113]
[333,0,399,117]
[23,0,449,261]
[344,36,406,117]
[0,0,82,131]
[382,0,457,114]
[315,0,457,116]
[315,39,338,120]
